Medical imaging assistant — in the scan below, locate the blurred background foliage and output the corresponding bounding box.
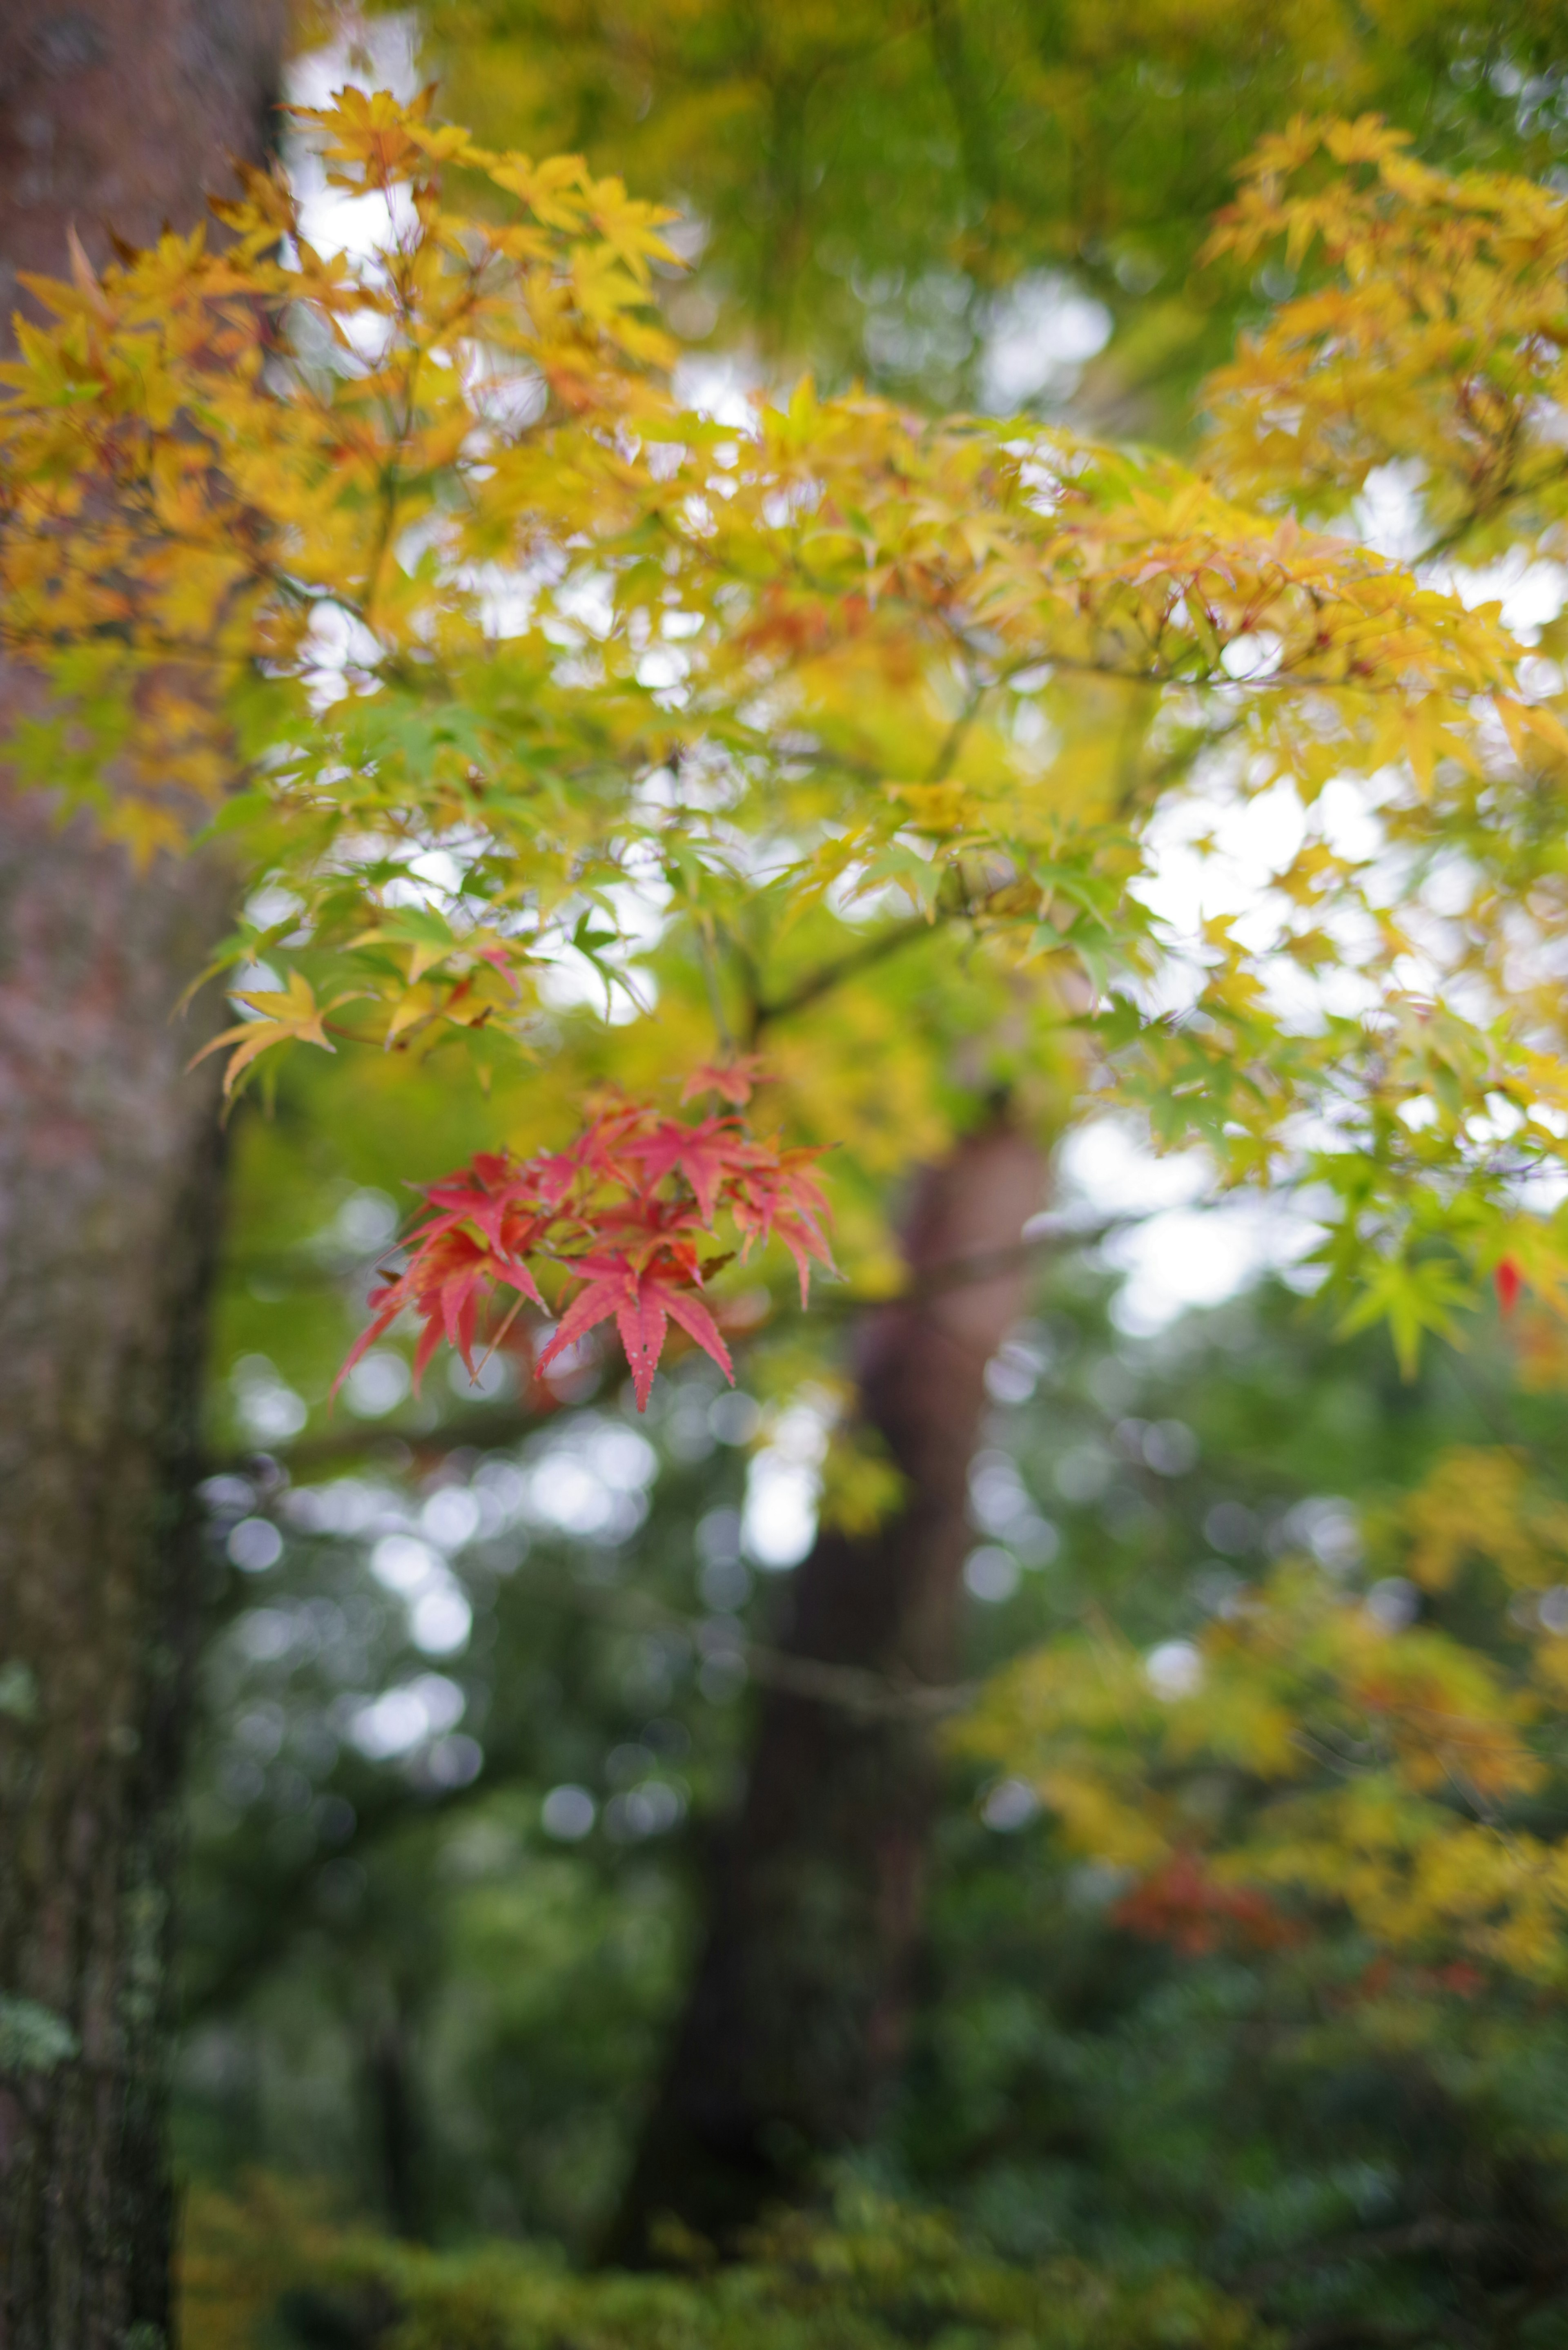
[184,1159,1568,2338]
[414,0,1568,429]
[179,4,1568,2343]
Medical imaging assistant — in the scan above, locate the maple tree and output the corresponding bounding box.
[13,46,1568,2320]
[5,90,1566,1414]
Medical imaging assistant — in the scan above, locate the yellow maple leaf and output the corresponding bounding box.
[187,971,360,1099]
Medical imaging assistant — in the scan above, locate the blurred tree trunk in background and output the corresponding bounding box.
[607,1117,1044,2263]
[0,7,284,2343]
[364,1993,432,2244]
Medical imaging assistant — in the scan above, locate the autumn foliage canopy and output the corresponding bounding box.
[7,94,1568,1409]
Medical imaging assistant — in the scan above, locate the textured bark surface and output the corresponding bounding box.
[0,7,285,2343]
[0,820,231,2348]
[608,1119,1045,2263]
[0,2,285,301]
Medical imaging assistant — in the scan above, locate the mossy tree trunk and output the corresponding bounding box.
[0,7,284,2341]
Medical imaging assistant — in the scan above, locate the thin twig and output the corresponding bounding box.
[214,1205,1146,1473]
[747,912,936,1040]
[510,1563,977,1721]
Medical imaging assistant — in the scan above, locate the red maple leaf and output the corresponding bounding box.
[680,1054,768,1107]
[332,1221,548,1404]
[535,1252,734,1408]
[627,1114,752,1223]
[729,1143,837,1302]
[1497,1256,1524,1315]
[421,1154,546,1258]
[337,1086,832,1411]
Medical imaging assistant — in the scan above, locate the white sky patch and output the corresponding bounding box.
[378,845,466,913]
[1514,1159,1568,1219]
[1058,1118,1213,1220]
[979,271,1112,412]
[301,601,385,710]
[635,643,693,698]
[1314,775,1388,864]
[1128,751,1415,1037]
[1104,1199,1318,1335]
[1430,548,1568,639]
[1145,1639,1204,1701]
[541,1784,596,1840]
[548,568,618,644]
[510,1412,659,1545]
[231,1354,308,1442]
[342,1348,411,1419]
[466,555,545,642]
[673,354,763,431]
[461,347,548,438]
[420,1486,483,1549]
[228,957,284,1010]
[635,754,712,821]
[243,881,305,934]
[742,1397,832,1571]
[1349,464,1568,648]
[1057,1117,1320,1335]
[1134,774,1306,957]
[1352,461,1429,563]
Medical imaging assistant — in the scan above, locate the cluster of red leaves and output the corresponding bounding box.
[335,1066,833,1411]
[1342,1956,1485,2007]
[1113,1852,1301,1957]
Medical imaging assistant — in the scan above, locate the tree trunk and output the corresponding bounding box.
[607,1116,1045,2263]
[0,8,284,2343]
[364,2001,430,2245]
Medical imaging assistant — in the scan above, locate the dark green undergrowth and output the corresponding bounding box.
[181,2181,1263,2350]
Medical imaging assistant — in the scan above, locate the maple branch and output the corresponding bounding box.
[796,1208,1145,1318]
[744,853,1036,1039]
[546,1573,976,1719]
[746,910,936,1039]
[693,912,735,1051]
[214,1207,1145,1477]
[923,667,986,785]
[1412,450,1568,569]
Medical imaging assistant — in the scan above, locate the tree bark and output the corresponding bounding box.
[0,8,285,2343]
[607,1116,1045,2263]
